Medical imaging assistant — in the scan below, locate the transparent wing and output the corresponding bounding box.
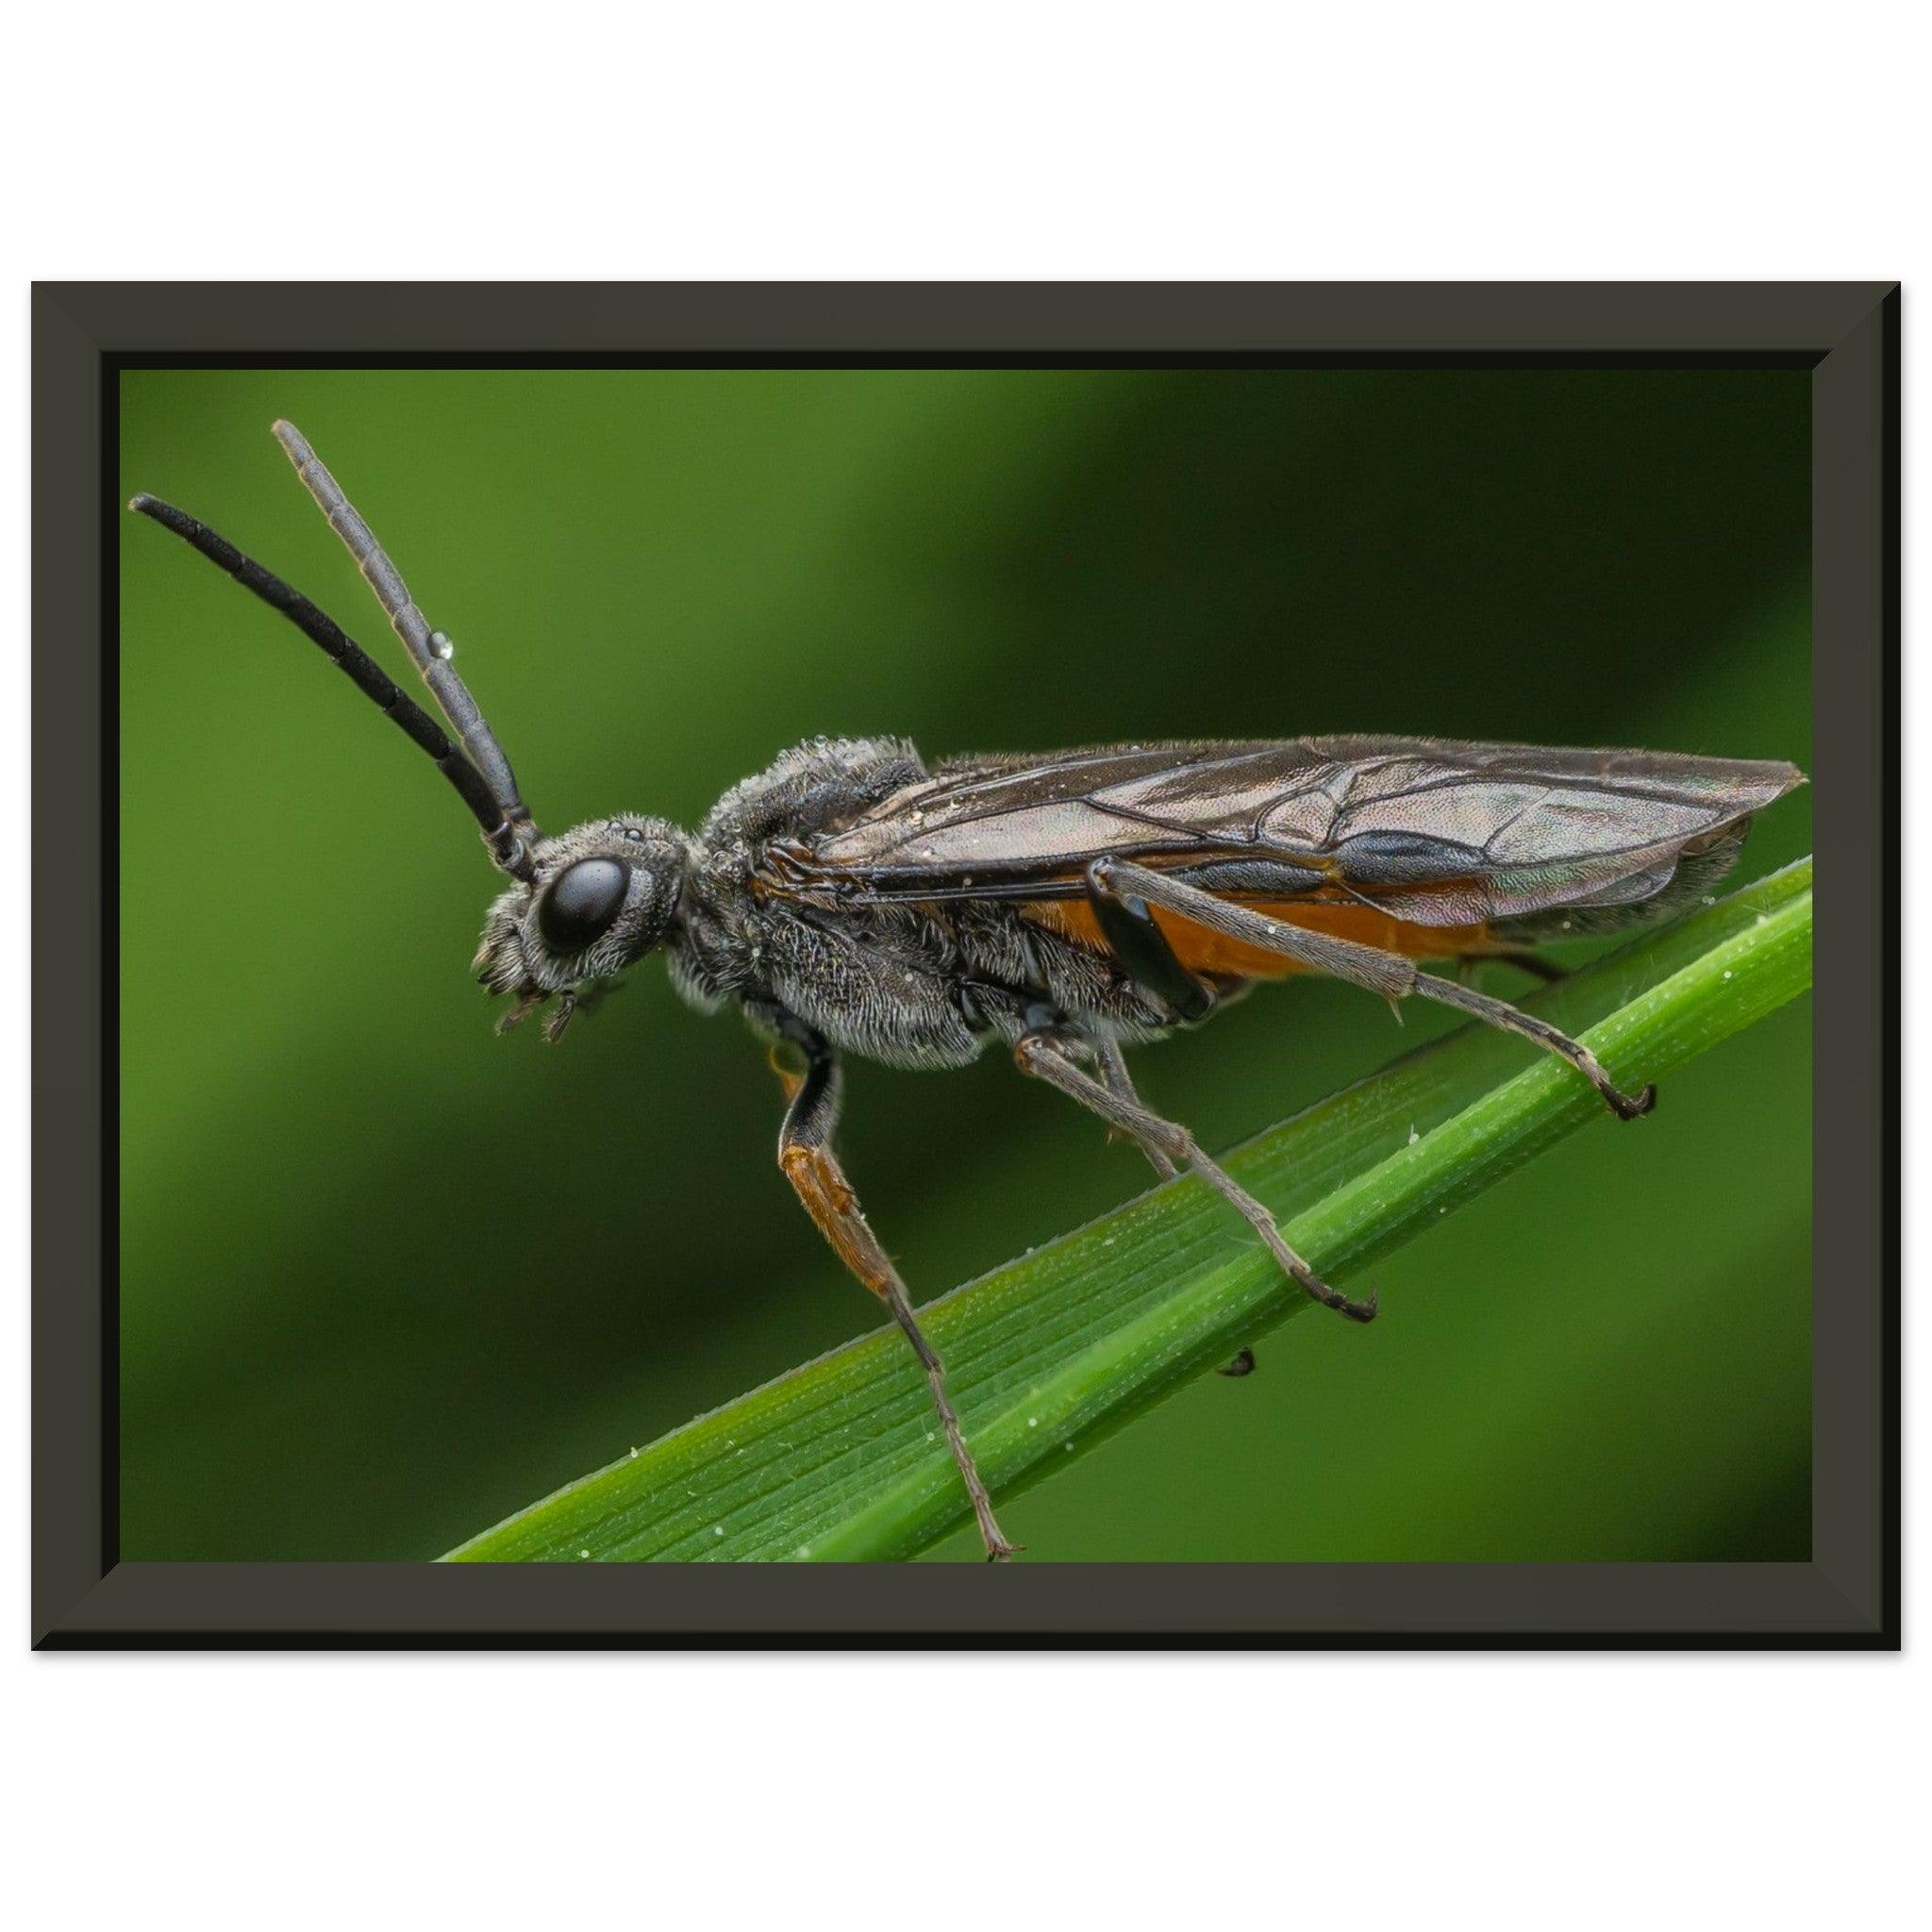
[799,736,1804,925]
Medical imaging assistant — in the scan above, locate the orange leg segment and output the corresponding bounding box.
[768,1038,1019,1561]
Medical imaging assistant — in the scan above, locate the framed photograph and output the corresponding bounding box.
[33,282,1896,1645]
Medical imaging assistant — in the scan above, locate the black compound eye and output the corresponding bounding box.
[538,858,631,955]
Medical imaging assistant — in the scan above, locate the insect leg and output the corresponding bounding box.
[1092,1034,1178,1181]
[1093,1035,1258,1373]
[764,1016,1019,1562]
[1082,870,1215,1021]
[1489,949,1572,986]
[1407,973,1656,1119]
[1091,858,1654,1122]
[1457,948,1572,992]
[1013,1024,1376,1324]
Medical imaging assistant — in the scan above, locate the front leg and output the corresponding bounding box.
[758,1007,1019,1562]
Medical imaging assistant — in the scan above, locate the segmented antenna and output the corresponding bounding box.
[270,421,536,859]
[127,492,538,881]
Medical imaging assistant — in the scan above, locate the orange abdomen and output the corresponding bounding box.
[1024,896,1502,980]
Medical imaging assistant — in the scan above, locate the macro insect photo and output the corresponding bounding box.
[117,365,1813,1564]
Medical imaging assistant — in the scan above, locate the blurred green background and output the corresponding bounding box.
[118,366,1811,1563]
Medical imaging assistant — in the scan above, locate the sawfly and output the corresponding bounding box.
[130,423,1806,1560]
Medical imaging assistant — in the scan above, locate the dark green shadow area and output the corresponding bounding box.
[118,366,1810,1561]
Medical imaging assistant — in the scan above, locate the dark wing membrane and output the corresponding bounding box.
[805,736,1804,925]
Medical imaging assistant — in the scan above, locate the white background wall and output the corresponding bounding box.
[4,8,1921,1926]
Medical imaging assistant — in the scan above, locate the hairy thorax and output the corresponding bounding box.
[665,735,1172,1069]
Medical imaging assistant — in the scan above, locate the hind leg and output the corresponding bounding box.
[1087,858,1654,1121]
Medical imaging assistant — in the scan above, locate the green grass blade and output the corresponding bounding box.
[446,858,1813,1564]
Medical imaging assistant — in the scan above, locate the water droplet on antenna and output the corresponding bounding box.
[430,629,456,660]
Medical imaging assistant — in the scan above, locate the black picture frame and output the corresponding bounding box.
[33,282,1899,1648]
